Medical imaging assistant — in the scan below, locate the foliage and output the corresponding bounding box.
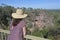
[0,5,15,29]
[0,4,60,40]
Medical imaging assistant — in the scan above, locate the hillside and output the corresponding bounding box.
[0,5,60,40]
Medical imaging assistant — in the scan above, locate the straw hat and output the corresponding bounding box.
[12,9,27,19]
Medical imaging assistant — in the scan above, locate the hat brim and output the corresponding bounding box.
[12,13,27,19]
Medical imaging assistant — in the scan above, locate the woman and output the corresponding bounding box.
[7,9,27,40]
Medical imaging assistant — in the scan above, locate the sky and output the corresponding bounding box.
[0,0,60,9]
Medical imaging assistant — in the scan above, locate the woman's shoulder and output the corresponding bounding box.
[19,20,26,27]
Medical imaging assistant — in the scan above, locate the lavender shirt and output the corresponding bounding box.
[7,20,26,40]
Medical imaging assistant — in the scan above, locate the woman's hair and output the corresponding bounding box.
[12,19,23,26]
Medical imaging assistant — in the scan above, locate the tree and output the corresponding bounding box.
[0,5,15,29]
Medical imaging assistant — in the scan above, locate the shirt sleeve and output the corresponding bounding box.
[23,20,26,27]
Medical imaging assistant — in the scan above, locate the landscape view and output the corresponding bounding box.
[0,0,60,40]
